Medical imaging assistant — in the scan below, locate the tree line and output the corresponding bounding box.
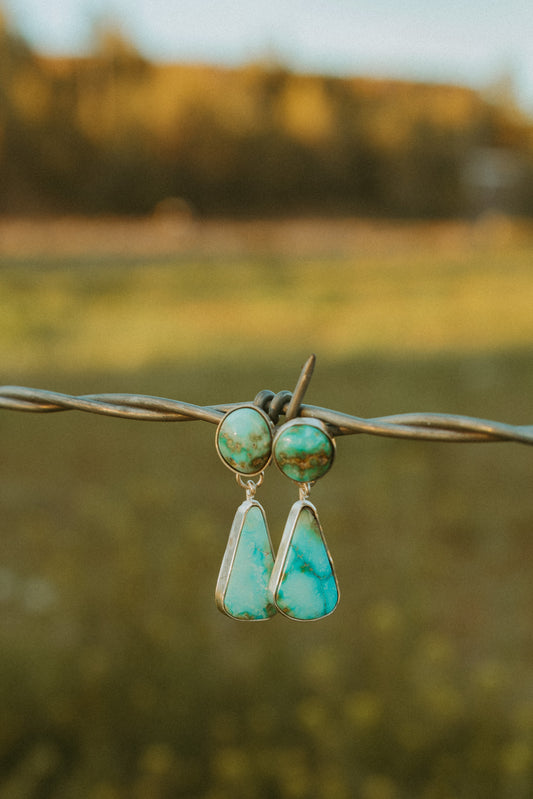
[1,15,533,218]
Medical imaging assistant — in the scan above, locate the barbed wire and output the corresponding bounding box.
[1,355,533,445]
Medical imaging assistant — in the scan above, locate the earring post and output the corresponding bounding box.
[285,354,316,421]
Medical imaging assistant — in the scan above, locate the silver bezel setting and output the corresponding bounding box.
[268,498,339,621]
[215,405,274,476]
[215,498,277,621]
[272,417,336,482]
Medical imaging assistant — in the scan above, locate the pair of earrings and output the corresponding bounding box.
[215,406,339,621]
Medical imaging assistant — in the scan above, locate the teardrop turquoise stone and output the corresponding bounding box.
[220,504,276,620]
[272,505,339,620]
[217,407,272,475]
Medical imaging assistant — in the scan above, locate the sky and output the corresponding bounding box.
[2,0,533,111]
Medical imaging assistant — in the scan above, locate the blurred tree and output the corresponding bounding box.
[1,17,533,218]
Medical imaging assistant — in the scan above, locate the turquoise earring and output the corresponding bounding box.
[269,418,339,621]
[215,406,277,620]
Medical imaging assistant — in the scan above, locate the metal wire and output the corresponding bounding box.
[1,354,533,445]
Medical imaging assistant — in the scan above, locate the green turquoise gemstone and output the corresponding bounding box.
[217,407,273,475]
[216,501,276,620]
[270,502,339,620]
[273,421,334,483]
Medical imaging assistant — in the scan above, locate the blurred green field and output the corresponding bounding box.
[3,234,533,376]
[2,230,533,798]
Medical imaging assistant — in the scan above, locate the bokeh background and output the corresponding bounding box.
[2,3,533,797]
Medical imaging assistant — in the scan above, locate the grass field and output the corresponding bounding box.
[2,216,533,376]
[2,218,533,798]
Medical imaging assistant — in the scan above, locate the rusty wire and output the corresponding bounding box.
[1,355,533,445]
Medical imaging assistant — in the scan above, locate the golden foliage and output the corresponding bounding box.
[278,77,335,145]
[1,22,533,216]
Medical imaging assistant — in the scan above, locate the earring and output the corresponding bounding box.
[269,418,339,621]
[214,406,277,620]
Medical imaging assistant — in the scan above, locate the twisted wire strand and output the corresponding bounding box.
[1,384,533,445]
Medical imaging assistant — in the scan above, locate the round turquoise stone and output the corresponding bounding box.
[217,407,273,475]
[273,421,334,482]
